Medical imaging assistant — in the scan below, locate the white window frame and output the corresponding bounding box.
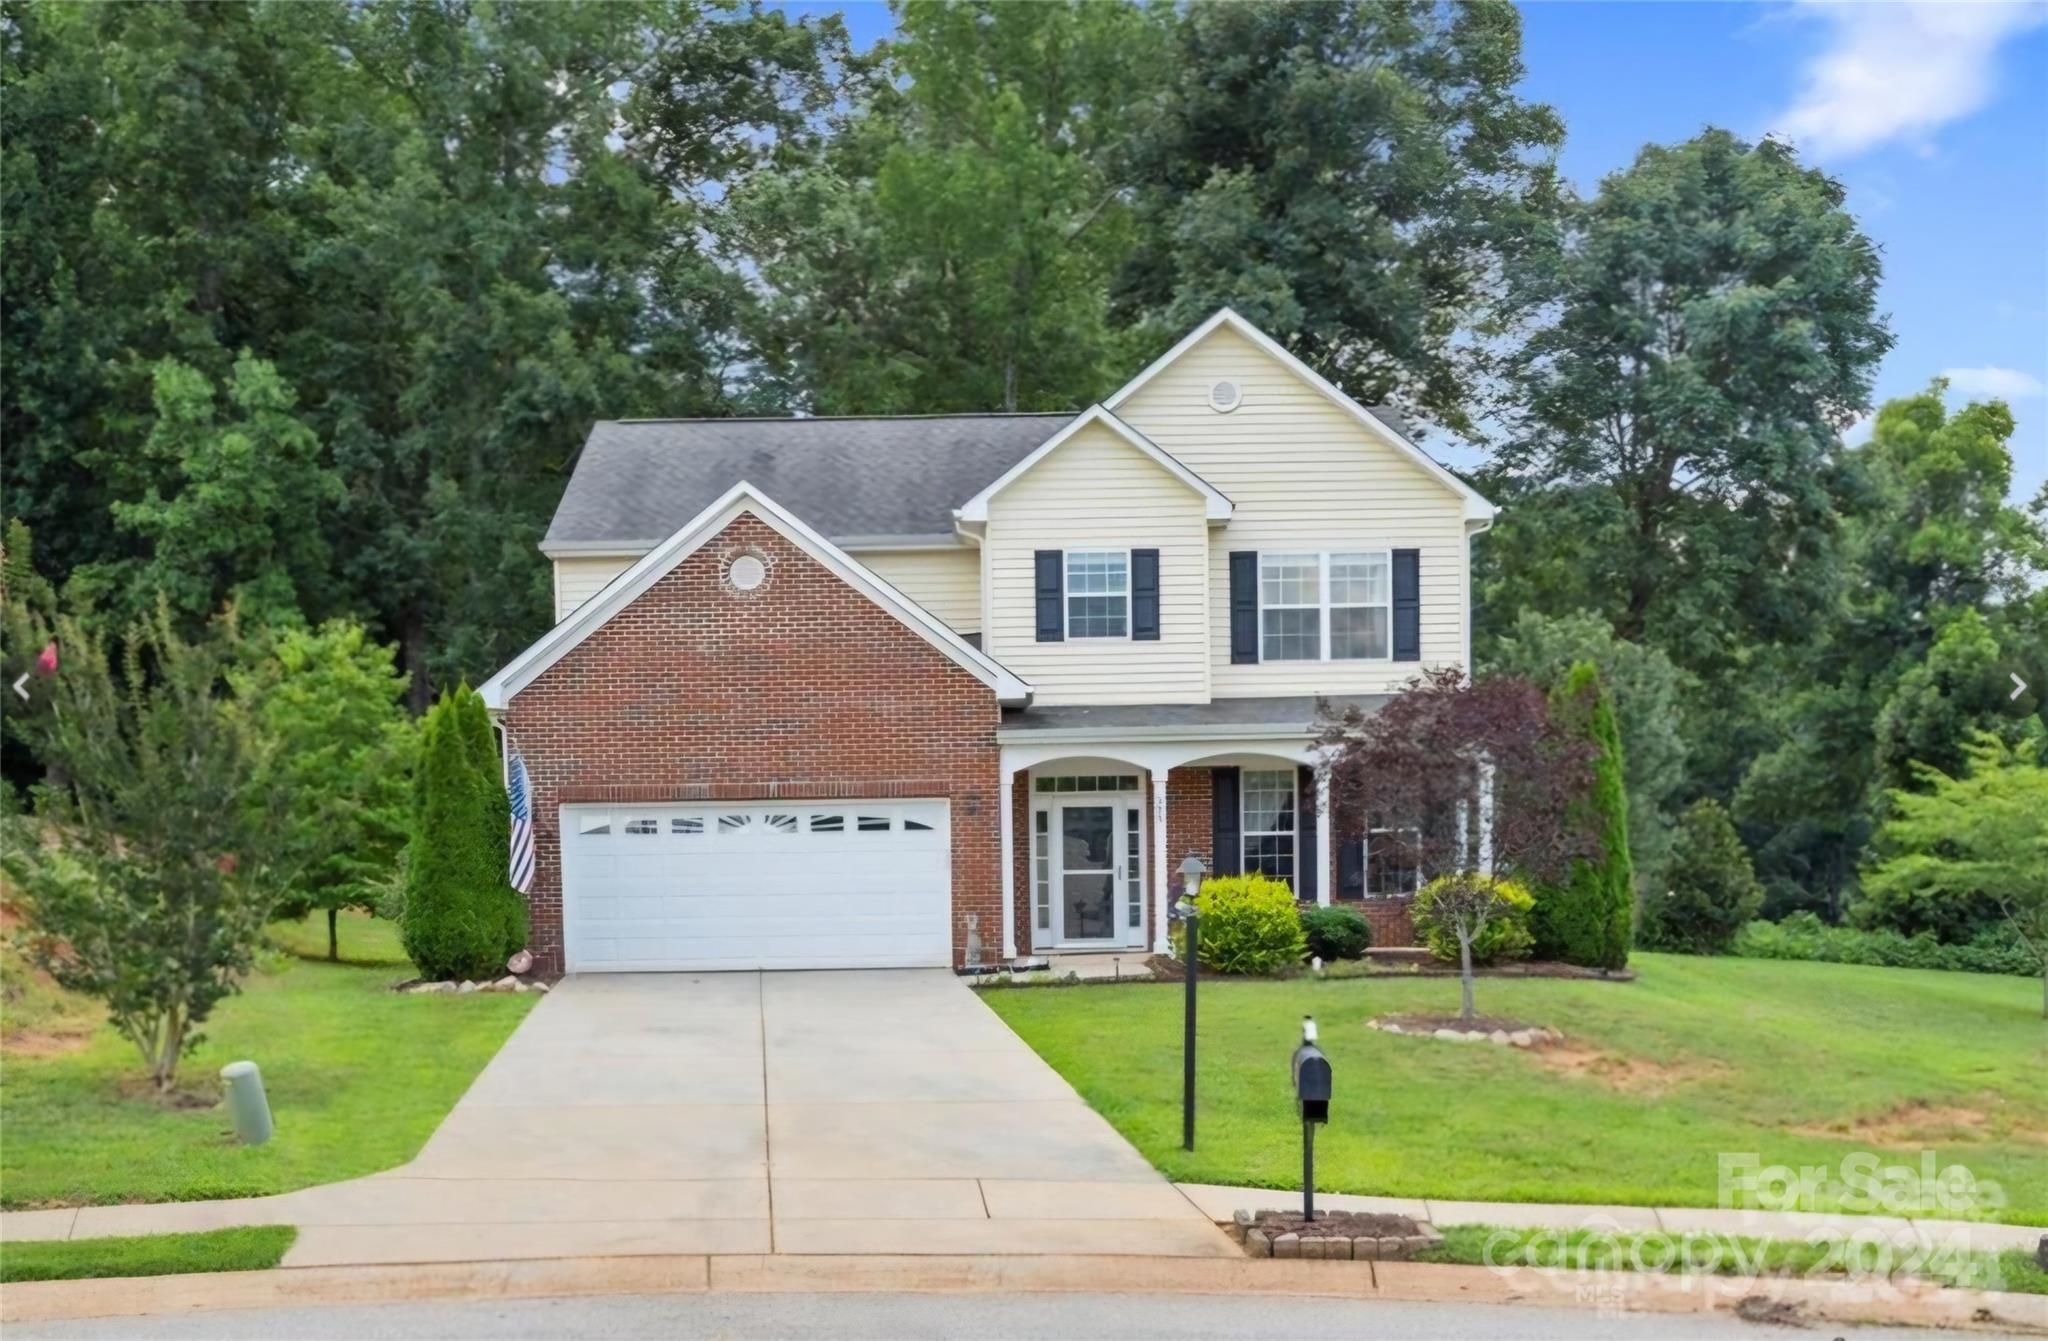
[1363,826,1423,899]
[1257,549,1394,663]
[1064,549,1131,640]
[1240,768,1297,883]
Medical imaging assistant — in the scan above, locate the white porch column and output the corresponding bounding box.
[1151,772,1172,952]
[1314,765,1332,907]
[1478,759,1497,875]
[1000,756,1020,961]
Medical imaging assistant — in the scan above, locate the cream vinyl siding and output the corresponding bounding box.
[553,555,635,622]
[1117,325,1469,696]
[858,547,982,635]
[984,421,1209,705]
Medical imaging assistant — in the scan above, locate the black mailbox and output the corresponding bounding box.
[1292,1016,1332,1124]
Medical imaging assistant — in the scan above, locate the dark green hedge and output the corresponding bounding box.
[1731,912,2035,977]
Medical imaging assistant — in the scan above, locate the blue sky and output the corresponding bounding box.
[779,1,2048,502]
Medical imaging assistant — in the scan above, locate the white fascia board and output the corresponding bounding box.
[1104,308,1499,522]
[538,539,661,559]
[482,481,1032,710]
[954,405,1233,523]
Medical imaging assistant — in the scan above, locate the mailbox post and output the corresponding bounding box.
[1291,1015,1332,1221]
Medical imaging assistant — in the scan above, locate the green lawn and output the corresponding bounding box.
[983,954,2048,1223]
[1,912,536,1209]
[0,1226,297,1283]
[1420,1224,2048,1295]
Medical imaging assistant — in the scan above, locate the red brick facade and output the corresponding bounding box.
[501,513,1002,974]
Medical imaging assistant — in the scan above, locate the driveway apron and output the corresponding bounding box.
[279,969,1234,1265]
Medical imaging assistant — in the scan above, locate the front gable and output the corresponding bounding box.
[1107,310,1495,522]
[482,483,1030,710]
[955,405,1232,524]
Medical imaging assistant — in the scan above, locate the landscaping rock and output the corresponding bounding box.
[533,980,550,993]
[457,980,477,994]
[1381,1022,1404,1034]
[1432,1028,1463,1041]
[1230,1210,1252,1244]
[1489,1029,1510,1044]
[1245,1228,1270,1256]
[492,975,519,991]
[1509,1029,1534,1047]
[1272,1232,1300,1259]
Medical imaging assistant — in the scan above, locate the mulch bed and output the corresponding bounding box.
[1251,1210,1420,1239]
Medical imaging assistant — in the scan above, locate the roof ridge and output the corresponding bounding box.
[605,411,1076,425]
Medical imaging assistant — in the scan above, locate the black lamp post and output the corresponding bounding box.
[1175,852,1208,1151]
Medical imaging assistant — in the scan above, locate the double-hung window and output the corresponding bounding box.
[1065,550,1129,638]
[1241,768,1296,881]
[1364,826,1422,897]
[1259,551,1391,661]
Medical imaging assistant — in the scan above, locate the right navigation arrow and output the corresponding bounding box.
[2015,672,2030,702]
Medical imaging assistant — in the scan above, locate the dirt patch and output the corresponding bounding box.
[1,1028,94,1059]
[112,1075,222,1110]
[1528,1041,1724,1097]
[1792,1098,2048,1148]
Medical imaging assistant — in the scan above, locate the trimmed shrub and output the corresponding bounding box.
[1731,912,2035,977]
[1640,798,1762,954]
[1532,661,1634,969]
[1299,904,1372,961]
[400,686,527,981]
[1192,873,1307,975]
[1414,873,1535,967]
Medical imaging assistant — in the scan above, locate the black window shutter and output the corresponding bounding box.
[1035,550,1063,642]
[1392,548,1420,661]
[1295,765,1318,901]
[1228,551,1259,663]
[1210,767,1241,876]
[1131,548,1160,640]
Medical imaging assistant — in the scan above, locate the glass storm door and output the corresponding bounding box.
[1056,803,1118,943]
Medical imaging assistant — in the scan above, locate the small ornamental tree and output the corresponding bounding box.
[232,621,417,960]
[1863,732,2048,1017]
[1319,668,1599,1023]
[399,686,525,981]
[1532,662,1634,969]
[0,603,288,1090]
[1642,798,1762,954]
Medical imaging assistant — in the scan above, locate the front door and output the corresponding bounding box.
[1051,798,1145,947]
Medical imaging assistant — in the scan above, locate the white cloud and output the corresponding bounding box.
[1768,1,2048,160]
[1940,366,2048,399]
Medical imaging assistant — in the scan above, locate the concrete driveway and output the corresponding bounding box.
[276,970,1234,1265]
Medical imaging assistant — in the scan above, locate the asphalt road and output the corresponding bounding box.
[7,1291,2021,1340]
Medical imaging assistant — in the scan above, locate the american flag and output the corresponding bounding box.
[507,750,535,895]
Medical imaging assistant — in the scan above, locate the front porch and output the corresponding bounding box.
[993,696,1425,964]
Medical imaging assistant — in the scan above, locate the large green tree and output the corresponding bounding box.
[737,0,1152,413]
[2,0,853,705]
[1486,130,1892,666]
[1112,0,1563,428]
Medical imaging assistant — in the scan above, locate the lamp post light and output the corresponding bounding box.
[1175,852,1208,1152]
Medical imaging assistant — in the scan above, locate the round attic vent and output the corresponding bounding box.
[1208,379,1243,413]
[727,554,767,591]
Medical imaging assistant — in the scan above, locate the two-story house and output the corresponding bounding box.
[479,309,1496,974]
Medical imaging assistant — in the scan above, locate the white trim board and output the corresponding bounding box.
[954,405,1233,524]
[481,481,1033,710]
[1104,308,1498,522]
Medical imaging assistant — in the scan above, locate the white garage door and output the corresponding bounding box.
[559,800,951,972]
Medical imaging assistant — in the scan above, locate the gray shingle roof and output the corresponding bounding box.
[543,414,1074,550]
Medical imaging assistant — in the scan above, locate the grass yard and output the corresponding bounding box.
[1,912,535,1209]
[983,953,2048,1223]
[1420,1224,2048,1296]
[0,1226,297,1283]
